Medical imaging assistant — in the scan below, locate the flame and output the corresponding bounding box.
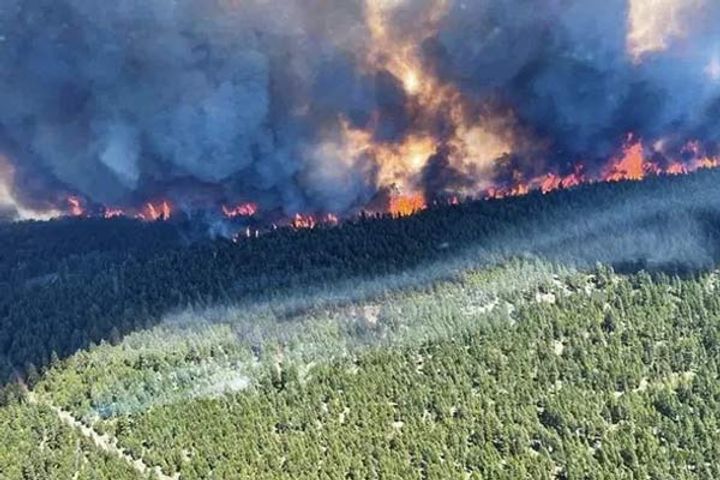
[484,136,720,202]
[324,213,340,226]
[604,135,648,182]
[103,207,125,219]
[364,0,449,100]
[375,135,439,192]
[666,163,687,175]
[332,0,518,202]
[67,196,86,217]
[6,2,720,226]
[539,174,563,194]
[696,157,719,169]
[222,202,258,218]
[389,193,426,216]
[291,213,340,229]
[335,119,439,195]
[317,0,720,211]
[447,123,515,195]
[558,166,585,190]
[137,201,172,221]
[9,132,720,228]
[683,140,720,170]
[292,214,316,229]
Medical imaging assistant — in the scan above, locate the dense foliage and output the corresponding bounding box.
[3,170,720,383]
[3,171,720,478]
[0,401,142,479]
[4,262,720,478]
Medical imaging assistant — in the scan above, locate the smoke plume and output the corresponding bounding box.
[0,0,719,220]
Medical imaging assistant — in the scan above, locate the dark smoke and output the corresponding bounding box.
[429,0,720,164]
[0,0,719,217]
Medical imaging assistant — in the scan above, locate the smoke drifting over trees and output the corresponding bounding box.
[0,0,719,218]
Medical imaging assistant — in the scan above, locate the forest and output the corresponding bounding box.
[5,257,720,478]
[3,170,720,478]
[3,169,720,384]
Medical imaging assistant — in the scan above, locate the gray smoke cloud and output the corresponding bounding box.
[0,0,719,216]
[0,0,379,214]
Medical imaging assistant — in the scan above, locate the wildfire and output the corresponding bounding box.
[324,213,340,226]
[696,157,719,169]
[50,133,720,227]
[222,202,258,218]
[137,201,172,221]
[666,163,688,175]
[103,207,125,219]
[389,194,426,217]
[604,135,648,182]
[7,133,720,238]
[292,213,316,229]
[336,0,515,203]
[683,140,720,170]
[600,136,720,183]
[67,196,86,217]
[482,136,720,202]
[291,213,340,230]
[364,0,449,100]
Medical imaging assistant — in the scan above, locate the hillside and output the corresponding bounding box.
[3,171,720,478]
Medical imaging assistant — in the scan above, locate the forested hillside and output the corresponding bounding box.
[3,171,720,478]
[4,260,720,478]
[3,169,720,385]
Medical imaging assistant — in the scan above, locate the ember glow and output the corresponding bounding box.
[0,0,719,224]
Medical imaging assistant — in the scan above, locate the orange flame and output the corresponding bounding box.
[32,134,720,227]
[539,173,562,194]
[389,194,426,217]
[138,201,172,221]
[334,0,516,199]
[604,135,647,182]
[684,140,720,170]
[666,163,687,175]
[482,136,720,203]
[292,214,316,229]
[222,202,258,218]
[696,157,719,170]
